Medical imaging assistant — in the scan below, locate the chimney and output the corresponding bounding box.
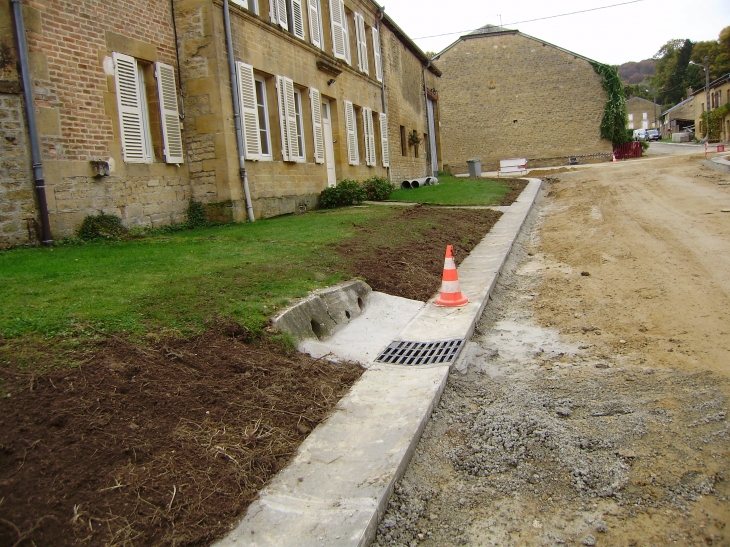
[687,86,694,97]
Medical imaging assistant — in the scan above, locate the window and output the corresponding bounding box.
[642,112,647,120]
[235,61,270,160]
[628,113,633,121]
[255,78,272,157]
[113,52,183,164]
[354,12,368,74]
[344,100,359,165]
[628,122,634,129]
[379,113,389,167]
[293,89,306,160]
[230,0,258,15]
[329,0,350,64]
[400,125,407,156]
[276,75,304,162]
[362,107,376,166]
[307,0,324,49]
[271,0,305,40]
[413,129,419,158]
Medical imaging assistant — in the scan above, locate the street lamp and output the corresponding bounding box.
[689,57,711,127]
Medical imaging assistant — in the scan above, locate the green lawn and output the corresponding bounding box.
[0,207,394,340]
[388,174,515,206]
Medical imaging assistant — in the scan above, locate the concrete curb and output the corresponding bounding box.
[213,178,542,547]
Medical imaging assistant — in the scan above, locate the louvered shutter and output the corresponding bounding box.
[344,100,358,165]
[113,52,148,163]
[276,76,290,161]
[310,88,324,164]
[330,0,349,63]
[155,62,184,164]
[308,0,321,48]
[354,13,368,74]
[277,75,300,161]
[372,26,382,82]
[291,0,305,39]
[363,107,376,166]
[284,78,300,160]
[379,112,390,167]
[235,61,262,160]
[276,0,288,29]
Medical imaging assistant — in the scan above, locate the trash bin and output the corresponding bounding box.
[466,159,481,178]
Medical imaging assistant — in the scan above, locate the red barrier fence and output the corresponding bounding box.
[613,141,643,160]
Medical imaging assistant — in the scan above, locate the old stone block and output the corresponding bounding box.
[104,31,158,62]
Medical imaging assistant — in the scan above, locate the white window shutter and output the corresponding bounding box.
[344,100,358,165]
[284,77,300,159]
[372,26,382,82]
[155,62,184,164]
[269,0,277,23]
[379,112,390,167]
[342,0,351,65]
[354,13,368,74]
[276,76,290,161]
[310,88,325,164]
[276,0,289,29]
[113,52,147,163]
[308,0,321,48]
[235,61,262,160]
[329,0,347,62]
[291,0,305,39]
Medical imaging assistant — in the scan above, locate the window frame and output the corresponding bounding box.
[254,76,273,160]
[293,88,306,162]
[230,0,259,15]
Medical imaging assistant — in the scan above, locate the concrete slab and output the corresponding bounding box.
[213,178,542,547]
[212,363,450,547]
[298,292,425,366]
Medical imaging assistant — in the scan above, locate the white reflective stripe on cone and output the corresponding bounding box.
[440,281,462,293]
[444,258,456,269]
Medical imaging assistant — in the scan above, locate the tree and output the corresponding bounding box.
[651,39,702,107]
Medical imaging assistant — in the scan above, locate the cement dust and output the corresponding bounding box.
[373,155,730,547]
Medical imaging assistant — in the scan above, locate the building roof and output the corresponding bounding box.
[691,72,730,96]
[434,24,601,66]
[661,95,693,117]
[370,1,441,76]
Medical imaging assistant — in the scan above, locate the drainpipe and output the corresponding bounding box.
[375,7,391,182]
[422,64,429,177]
[223,0,255,222]
[11,0,53,245]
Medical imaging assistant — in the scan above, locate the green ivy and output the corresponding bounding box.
[591,62,629,146]
[77,213,128,241]
[699,103,730,141]
[186,199,208,228]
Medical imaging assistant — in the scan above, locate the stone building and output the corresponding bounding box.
[626,96,660,130]
[692,74,730,142]
[432,25,612,174]
[661,96,694,138]
[0,0,439,248]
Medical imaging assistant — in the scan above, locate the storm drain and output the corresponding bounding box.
[375,340,465,366]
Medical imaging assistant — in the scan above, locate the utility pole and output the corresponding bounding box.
[689,57,712,137]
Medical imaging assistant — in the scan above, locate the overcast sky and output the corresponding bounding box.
[382,0,729,65]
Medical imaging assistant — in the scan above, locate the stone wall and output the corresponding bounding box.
[381,23,432,183]
[176,0,387,220]
[626,96,660,129]
[0,94,36,249]
[435,31,612,173]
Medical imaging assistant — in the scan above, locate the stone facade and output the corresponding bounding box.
[626,96,660,130]
[434,28,612,174]
[1,0,439,247]
[692,76,730,142]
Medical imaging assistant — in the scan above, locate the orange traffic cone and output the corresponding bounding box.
[434,245,469,307]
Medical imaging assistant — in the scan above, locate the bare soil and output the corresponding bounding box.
[0,203,507,546]
[373,155,730,547]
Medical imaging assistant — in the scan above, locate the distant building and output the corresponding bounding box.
[661,97,695,137]
[692,74,730,142]
[626,97,660,130]
[432,25,612,174]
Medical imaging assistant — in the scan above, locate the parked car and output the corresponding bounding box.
[646,129,661,141]
[633,128,647,141]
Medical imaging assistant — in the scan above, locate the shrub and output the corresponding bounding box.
[640,140,649,154]
[362,176,395,201]
[186,199,208,228]
[77,213,128,241]
[318,179,366,209]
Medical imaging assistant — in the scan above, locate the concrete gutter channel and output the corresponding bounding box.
[213,179,542,547]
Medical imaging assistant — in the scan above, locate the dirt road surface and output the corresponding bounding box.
[373,154,730,547]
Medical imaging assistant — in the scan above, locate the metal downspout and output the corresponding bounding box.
[11,0,52,245]
[376,8,391,182]
[223,0,255,222]
[422,64,429,177]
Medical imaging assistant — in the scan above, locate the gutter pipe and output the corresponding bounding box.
[223,0,255,222]
[11,0,53,245]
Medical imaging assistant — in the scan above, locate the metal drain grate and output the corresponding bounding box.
[375,340,465,366]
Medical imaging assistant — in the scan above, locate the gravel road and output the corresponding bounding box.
[372,154,730,547]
